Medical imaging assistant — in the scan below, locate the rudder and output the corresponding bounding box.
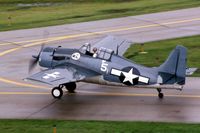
[158,45,187,85]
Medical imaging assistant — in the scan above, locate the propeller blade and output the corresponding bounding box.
[28,58,38,73]
[28,45,44,73]
[32,55,38,59]
[38,44,44,57]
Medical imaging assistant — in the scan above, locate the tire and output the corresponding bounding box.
[51,87,63,99]
[158,93,164,99]
[65,82,76,93]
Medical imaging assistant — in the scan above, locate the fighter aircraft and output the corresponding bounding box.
[26,36,189,99]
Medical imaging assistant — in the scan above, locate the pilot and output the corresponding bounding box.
[85,42,91,47]
[93,47,98,58]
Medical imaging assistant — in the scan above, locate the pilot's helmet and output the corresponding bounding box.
[85,42,90,46]
[82,46,87,51]
[93,47,97,52]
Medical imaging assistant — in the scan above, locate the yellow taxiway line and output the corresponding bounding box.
[0,17,200,57]
[78,90,200,98]
[0,90,200,99]
[0,38,47,46]
[0,92,49,95]
[0,77,47,89]
[1,17,200,47]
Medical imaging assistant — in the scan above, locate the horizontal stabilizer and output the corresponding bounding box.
[186,68,198,75]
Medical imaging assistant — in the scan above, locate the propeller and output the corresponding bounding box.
[28,45,44,73]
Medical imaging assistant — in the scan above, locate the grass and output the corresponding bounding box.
[124,35,200,76]
[0,119,200,133]
[0,0,200,31]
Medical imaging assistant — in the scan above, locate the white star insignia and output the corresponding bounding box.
[43,72,60,79]
[122,68,138,84]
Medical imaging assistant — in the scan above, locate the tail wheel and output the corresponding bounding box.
[52,87,63,99]
[157,88,164,99]
[65,82,76,93]
[158,93,164,99]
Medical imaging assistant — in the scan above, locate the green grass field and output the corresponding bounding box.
[0,0,200,31]
[124,35,200,76]
[0,119,200,133]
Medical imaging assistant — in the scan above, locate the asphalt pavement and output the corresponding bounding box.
[0,7,200,122]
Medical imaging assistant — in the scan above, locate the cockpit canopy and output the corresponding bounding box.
[79,44,114,60]
[97,47,114,60]
[79,44,91,55]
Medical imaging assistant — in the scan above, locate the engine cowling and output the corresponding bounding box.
[39,47,54,68]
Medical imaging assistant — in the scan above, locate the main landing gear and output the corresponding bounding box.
[64,82,76,93]
[157,88,164,99]
[51,82,76,99]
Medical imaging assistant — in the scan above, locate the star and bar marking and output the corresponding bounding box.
[111,68,149,85]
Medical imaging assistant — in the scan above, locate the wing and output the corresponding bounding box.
[26,66,99,86]
[92,36,133,56]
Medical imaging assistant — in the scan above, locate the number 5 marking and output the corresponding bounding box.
[101,60,108,72]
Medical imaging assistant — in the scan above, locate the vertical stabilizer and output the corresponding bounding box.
[158,45,187,85]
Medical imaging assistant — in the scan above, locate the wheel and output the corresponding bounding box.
[158,93,164,99]
[51,87,63,99]
[65,82,76,93]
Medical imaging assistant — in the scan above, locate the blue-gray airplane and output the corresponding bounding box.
[26,36,194,99]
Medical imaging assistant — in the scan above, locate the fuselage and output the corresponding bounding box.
[39,46,159,86]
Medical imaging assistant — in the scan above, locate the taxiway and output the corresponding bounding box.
[0,7,200,122]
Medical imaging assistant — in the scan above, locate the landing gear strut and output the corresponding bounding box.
[64,82,76,93]
[157,88,164,99]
